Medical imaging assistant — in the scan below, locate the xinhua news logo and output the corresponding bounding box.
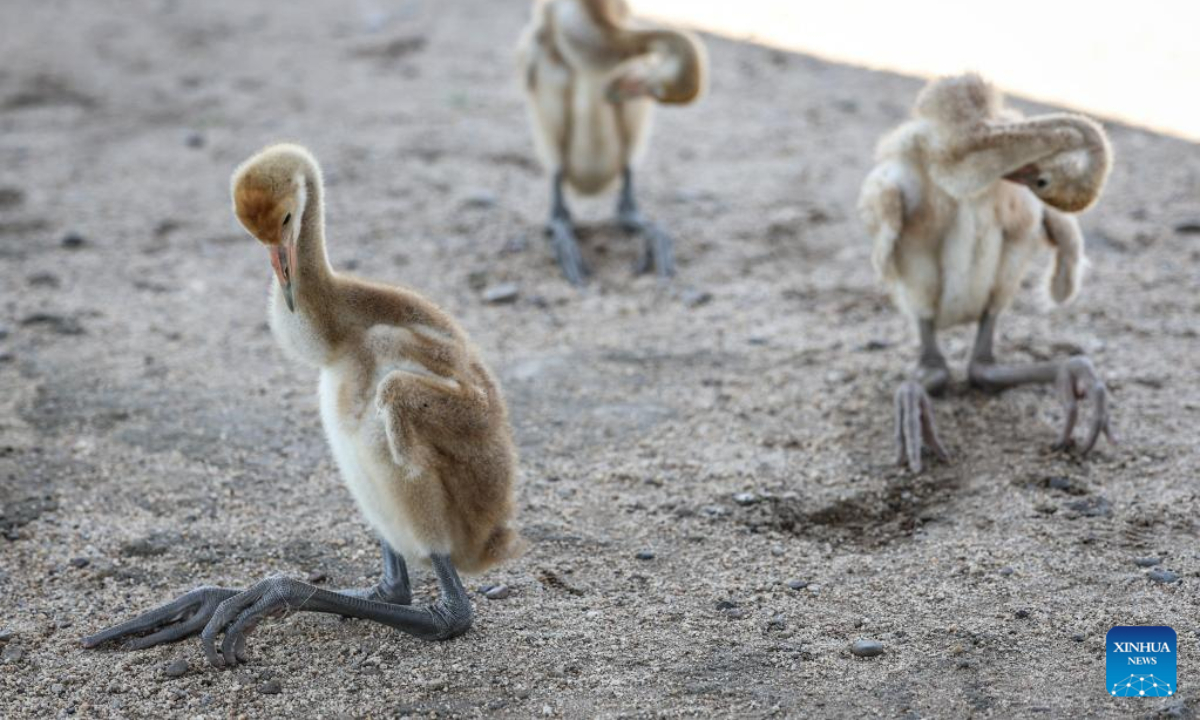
[1107,626,1177,697]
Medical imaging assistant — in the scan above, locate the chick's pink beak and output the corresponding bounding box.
[269,240,297,312]
[1003,163,1039,187]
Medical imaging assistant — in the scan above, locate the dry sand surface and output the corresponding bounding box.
[1,1,1199,718]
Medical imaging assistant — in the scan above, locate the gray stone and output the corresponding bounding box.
[681,288,712,308]
[1,644,24,664]
[1148,569,1180,584]
[483,584,511,600]
[850,639,884,657]
[786,579,809,591]
[482,283,519,305]
[163,659,189,678]
[20,313,84,336]
[1133,557,1161,567]
[463,190,497,209]
[69,557,89,568]
[635,550,655,561]
[1066,497,1112,518]
[257,679,282,695]
[61,232,86,249]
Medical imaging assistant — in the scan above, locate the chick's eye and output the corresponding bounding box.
[282,213,292,226]
[1035,178,1049,189]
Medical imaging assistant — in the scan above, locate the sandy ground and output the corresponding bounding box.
[1,1,1199,718]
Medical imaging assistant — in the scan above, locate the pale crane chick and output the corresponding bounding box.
[859,74,1115,473]
[83,144,520,666]
[518,0,707,284]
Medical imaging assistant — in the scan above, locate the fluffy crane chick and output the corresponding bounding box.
[518,0,707,284]
[83,144,520,666]
[859,74,1115,473]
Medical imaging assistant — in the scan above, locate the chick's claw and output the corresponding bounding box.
[1052,356,1115,455]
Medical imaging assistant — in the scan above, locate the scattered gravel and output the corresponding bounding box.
[2,2,1196,717]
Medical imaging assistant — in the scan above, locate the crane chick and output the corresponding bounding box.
[859,74,1115,473]
[517,0,707,284]
[83,144,520,666]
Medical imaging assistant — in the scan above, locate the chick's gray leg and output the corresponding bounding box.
[618,167,675,279]
[199,554,472,667]
[967,310,1114,454]
[337,539,412,605]
[894,318,951,473]
[547,169,588,286]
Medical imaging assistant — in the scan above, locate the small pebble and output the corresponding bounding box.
[482,283,519,305]
[484,584,511,600]
[1148,569,1180,584]
[850,639,884,657]
[257,680,282,695]
[0,629,13,642]
[163,659,189,678]
[714,599,738,611]
[0,326,8,341]
[462,190,497,209]
[1015,609,1031,619]
[861,339,889,351]
[467,270,489,291]
[732,492,758,506]
[27,272,60,288]
[998,567,1014,576]
[185,131,205,149]
[1133,557,1161,568]
[786,579,809,591]
[634,550,655,561]
[2,645,24,664]
[1067,496,1112,518]
[69,557,89,569]
[681,288,712,308]
[1071,633,1085,642]
[60,232,86,249]
[306,570,327,583]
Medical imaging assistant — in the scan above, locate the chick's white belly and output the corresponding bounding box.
[317,369,428,561]
[566,85,624,194]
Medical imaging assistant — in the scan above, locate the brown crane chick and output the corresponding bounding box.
[518,0,707,284]
[83,144,520,666]
[859,74,1115,473]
